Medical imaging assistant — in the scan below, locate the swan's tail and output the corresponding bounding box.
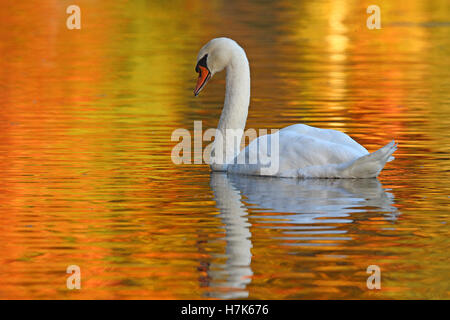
[342,140,397,178]
[297,140,397,178]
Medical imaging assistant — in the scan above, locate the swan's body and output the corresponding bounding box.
[194,38,396,178]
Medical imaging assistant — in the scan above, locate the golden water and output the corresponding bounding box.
[0,0,449,299]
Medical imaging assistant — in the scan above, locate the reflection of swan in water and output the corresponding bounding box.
[229,174,399,223]
[206,173,398,298]
[206,172,253,299]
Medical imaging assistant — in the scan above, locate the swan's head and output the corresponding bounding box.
[194,37,242,96]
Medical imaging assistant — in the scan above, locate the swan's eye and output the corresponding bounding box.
[195,54,208,73]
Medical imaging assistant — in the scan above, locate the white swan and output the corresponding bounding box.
[194,38,397,178]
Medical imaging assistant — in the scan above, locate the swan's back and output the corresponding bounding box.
[228,124,374,177]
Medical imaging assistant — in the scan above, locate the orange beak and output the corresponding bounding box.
[194,65,211,96]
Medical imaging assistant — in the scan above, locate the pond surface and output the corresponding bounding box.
[0,0,449,299]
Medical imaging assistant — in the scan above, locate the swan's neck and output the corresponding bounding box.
[212,49,250,170]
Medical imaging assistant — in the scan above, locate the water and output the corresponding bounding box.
[0,0,449,299]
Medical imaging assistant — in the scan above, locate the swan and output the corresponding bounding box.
[194,37,397,178]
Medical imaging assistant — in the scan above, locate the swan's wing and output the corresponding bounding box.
[275,130,367,167]
[229,124,369,176]
[281,124,368,154]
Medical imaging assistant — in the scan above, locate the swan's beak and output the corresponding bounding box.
[194,65,211,96]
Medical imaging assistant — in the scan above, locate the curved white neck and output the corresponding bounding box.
[211,47,250,171]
